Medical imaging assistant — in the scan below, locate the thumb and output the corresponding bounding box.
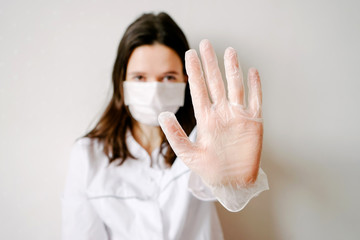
[158,112,195,164]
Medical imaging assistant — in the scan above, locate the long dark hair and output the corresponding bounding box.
[86,12,196,166]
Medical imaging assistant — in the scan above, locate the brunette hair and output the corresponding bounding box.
[85,12,196,166]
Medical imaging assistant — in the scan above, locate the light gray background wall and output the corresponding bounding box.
[1,0,359,239]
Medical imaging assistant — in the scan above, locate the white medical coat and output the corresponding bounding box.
[62,129,268,240]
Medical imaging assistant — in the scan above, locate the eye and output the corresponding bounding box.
[133,75,145,81]
[163,75,177,82]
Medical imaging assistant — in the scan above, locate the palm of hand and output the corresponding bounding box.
[159,39,263,188]
[194,102,263,186]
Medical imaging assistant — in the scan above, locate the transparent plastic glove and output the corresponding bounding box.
[159,39,266,211]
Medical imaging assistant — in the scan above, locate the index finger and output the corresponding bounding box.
[185,49,211,121]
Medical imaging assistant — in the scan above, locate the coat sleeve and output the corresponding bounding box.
[62,140,108,240]
[186,127,269,212]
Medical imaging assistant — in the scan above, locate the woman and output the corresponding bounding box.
[62,12,268,240]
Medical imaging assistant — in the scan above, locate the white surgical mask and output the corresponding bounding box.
[123,81,186,126]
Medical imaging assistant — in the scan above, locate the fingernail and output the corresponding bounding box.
[224,47,238,61]
[249,68,258,79]
[158,111,175,125]
[199,39,210,51]
[185,49,197,59]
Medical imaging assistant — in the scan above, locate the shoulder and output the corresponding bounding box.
[71,137,103,157]
[73,137,101,149]
[68,137,108,174]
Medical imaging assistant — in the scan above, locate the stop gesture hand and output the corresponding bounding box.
[159,39,263,189]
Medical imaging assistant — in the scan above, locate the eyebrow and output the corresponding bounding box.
[163,71,180,75]
[127,71,145,76]
[127,71,180,75]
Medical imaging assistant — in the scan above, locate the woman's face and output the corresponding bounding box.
[125,43,187,83]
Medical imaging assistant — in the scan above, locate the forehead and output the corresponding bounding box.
[126,44,183,72]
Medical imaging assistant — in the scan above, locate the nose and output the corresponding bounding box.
[147,77,163,82]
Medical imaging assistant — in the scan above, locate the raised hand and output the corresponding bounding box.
[159,39,263,188]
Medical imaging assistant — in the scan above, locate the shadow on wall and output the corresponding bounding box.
[215,144,284,240]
